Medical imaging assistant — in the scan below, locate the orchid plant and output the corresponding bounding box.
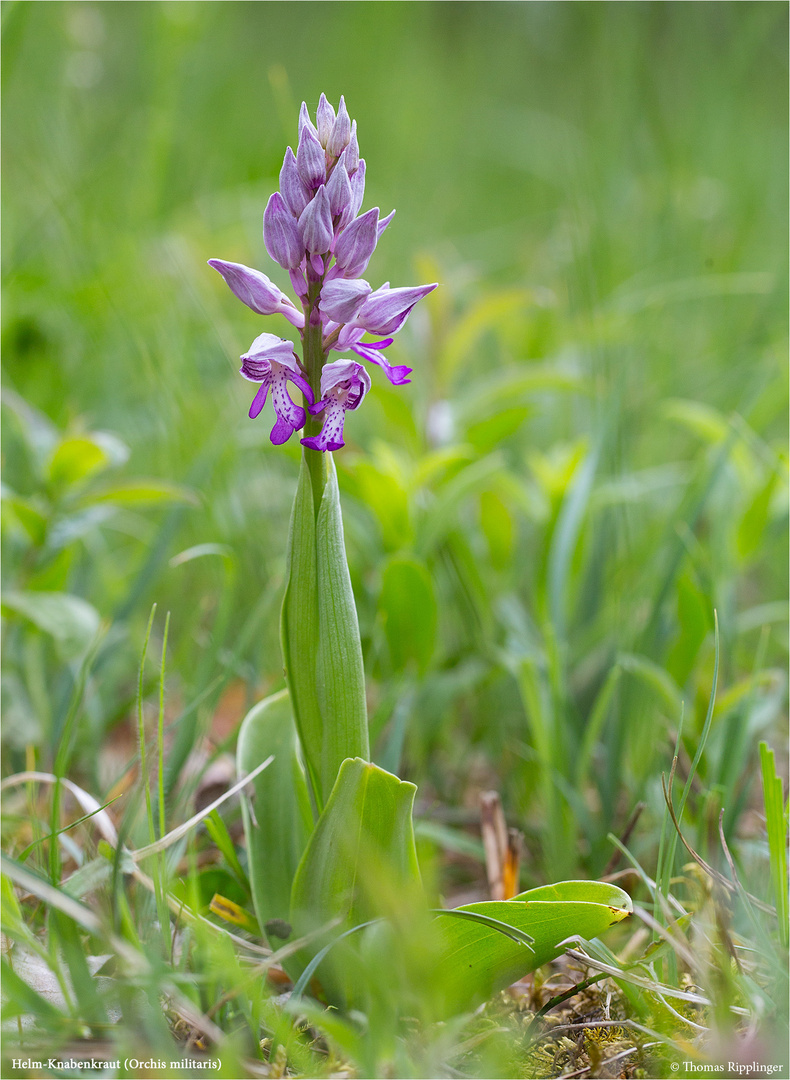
[209,94,434,478]
[211,96,631,1015]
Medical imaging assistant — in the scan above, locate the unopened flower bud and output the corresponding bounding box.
[279,147,311,216]
[326,95,351,157]
[349,159,366,219]
[345,121,359,174]
[207,259,305,328]
[326,152,353,219]
[263,192,304,269]
[315,93,336,147]
[208,259,285,313]
[296,125,326,189]
[298,101,318,140]
[334,206,379,278]
[299,184,333,255]
[320,278,372,323]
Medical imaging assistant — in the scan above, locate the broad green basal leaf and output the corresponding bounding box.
[290,757,421,1001]
[433,880,632,1015]
[236,690,313,936]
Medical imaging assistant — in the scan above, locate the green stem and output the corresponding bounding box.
[302,279,328,511]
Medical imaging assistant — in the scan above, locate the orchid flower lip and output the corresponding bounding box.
[301,358,371,452]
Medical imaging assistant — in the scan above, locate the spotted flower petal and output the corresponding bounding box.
[239,333,312,444]
[301,359,370,452]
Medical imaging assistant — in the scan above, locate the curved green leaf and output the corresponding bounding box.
[434,880,632,1014]
[290,757,421,1001]
[47,432,129,488]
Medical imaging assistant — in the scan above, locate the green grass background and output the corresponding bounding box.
[2,0,787,872]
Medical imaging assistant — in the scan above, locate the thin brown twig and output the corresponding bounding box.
[661,772,775,915]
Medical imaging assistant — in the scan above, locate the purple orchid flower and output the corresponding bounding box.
[301,360,371,452]
[240,333,314,445]
[210,94,438,450]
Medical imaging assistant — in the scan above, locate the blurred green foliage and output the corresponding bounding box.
[2,0,787,918]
